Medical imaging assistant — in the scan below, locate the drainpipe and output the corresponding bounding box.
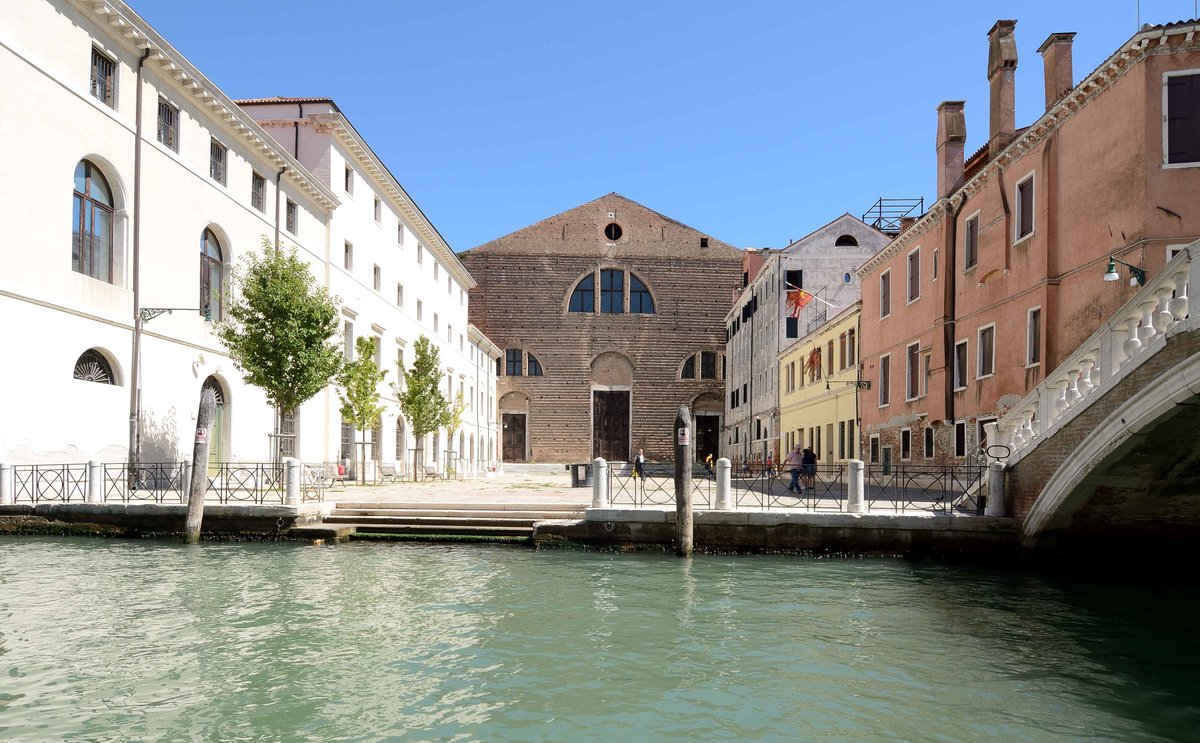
[128,47,151,469]
[273,166,286,247]
[944,197,966,432]
[293,103,304,159]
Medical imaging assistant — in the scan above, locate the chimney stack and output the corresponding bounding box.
[987,20,1018,160]
[1038,32,1076,110]
[936,101,967,198]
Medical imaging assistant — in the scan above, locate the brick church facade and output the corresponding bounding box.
[461,193,743,463]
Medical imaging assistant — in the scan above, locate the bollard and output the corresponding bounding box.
[0,462,11,505]
[185,387,216,544]
[985,461,1006,516]
[674,405,693,556]
[285,458,301,506]
[87,460,103,504]
[846,459,865,513]
[591,457,608,508]
[714,458,732,510]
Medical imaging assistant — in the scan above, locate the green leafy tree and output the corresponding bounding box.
[338,336,388,484]
[393,335,451,477]
[444,391,466,475]
[217,238,342,452]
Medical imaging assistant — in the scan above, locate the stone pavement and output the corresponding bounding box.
[325,469,592,506]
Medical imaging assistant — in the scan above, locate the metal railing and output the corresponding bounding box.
[608,464,714,508]
[865,464,984,514]
[205,462,285,504]
[12,464,87,503]
[103,462,187,503]
[732,464,846,511]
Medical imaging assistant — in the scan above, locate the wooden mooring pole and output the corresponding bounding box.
[184,387,216,544]
[674,404,693,556]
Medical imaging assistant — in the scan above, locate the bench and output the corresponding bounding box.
[421,465,444,481]
[322,463,348,489]
[376,462,400,485]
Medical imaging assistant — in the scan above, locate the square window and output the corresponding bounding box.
[1027,307,1041,366]
[157,98,179,151]
[433,313,439,332]
[954,421,966,457]
[879,270,891,318]
[90,47,116,107]
[869,435,880,464]
[373,265,381,291]
[964,213,979,270]
[416,300,423,321]
[1165,72,1200,164]
[900,429,911,460]
[506,349,523,376]
[251,172,266,212]
[396,284,404,306]
[286,199,298,235]
[345,166,354,195]
[954,340,968,390]
[1016,175,1034,241]
[923,427,934,459]
[907,249,920,302]
[397,223,404,245]
[209,139,227,185]
[878,354,890,406]
[343,320,354,360]
[785,317,798,338]
[977,325,995,378]
[905,343,920,400]
[374,197,382,223]
[344,241,353,271]
[417,245,423,265]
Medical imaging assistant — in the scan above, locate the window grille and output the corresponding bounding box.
[157,98,179,151]
[90,48,115,106]
[209,139,227,184]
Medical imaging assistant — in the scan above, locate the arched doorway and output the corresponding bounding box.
[500,391,530,462]
[202,376,227,471]
[692,392,723,464]
[591,351,633,461]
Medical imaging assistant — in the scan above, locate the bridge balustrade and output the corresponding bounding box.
[996,242,1199,459]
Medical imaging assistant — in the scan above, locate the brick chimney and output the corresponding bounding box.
[987,20,1018,160]
[936,101,966,198]
[1038,32,1076,110]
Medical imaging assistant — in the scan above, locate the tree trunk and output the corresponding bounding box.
[185,387,216,544]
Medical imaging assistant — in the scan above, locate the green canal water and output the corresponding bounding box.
[1,538,1197,742]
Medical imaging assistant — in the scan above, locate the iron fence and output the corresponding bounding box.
[865,463,985,514]
[608,464,714,508]
[12,464,87,503]
[732,464,846,511]
[103,462,188,503]
[205,462,286,504]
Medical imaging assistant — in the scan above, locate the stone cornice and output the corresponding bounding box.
[856,22,1200,279]
[310,113,477,291]
[468,324,502,358]
[77,0,339,212]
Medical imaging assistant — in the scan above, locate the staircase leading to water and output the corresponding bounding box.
[294,501,585,541]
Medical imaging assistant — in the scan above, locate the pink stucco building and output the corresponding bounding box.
[857,19,1200,467]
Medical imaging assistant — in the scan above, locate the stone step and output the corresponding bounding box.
[324,514,540,528]
[332,522,532,538]
[329,508,579,520]
[334,501,584,512]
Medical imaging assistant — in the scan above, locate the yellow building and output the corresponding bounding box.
[778,302,864,463]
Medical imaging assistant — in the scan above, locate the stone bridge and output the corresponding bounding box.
[995,242,1200,556]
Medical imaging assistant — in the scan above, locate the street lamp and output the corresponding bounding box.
[826,377,872,391]
[1103,256,1146,287]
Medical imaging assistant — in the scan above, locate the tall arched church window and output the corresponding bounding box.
[569,274,595,312]
[600,269,624,314]
[72,160,115,283]
[528,353,543,376]
[73,349,115,384]
[629,274,655,314]
[701,351,717,379]
[835,234,858,247]
[200,228,223,321]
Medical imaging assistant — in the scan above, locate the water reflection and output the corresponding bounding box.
[0,539,1196,741]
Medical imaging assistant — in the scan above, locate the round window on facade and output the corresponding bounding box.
[604,223,623,241]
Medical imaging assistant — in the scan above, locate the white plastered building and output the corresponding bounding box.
[0,0,500,476]
[723,214,888,461]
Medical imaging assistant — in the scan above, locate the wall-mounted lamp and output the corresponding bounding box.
[1103,256,1146,287]
[826,378,872,391]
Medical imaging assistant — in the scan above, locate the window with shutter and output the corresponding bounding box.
[1167,73,1200,164]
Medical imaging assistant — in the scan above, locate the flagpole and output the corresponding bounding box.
[786,283,837,308]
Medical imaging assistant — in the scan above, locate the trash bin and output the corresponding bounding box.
[567,463,593,488]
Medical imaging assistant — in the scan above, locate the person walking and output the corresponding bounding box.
[801,447,818,493]
[783,446,804,495]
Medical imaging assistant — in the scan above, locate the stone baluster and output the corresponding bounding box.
[997,422,1017,449]
[1089,346,1104,389]
[1065,369,1082,408]
[1053,379,1070,419]
[1121,319,1142,363]
[1170,270,1190,322]
[1020,410,1037,446]
[1077,358,1095,397]
[1153,285,1175,334]
[1137,301,1158,344]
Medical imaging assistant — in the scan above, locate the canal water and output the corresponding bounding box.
[1,538,1197,741]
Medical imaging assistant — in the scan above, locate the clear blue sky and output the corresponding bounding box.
[132,0,1193,251]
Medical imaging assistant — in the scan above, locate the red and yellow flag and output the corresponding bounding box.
[787,289,814,317]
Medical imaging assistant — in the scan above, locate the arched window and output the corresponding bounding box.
[73,349,115,384]
[835,234,858,247]
[72,160,114,283]
[600,269,624,314]
[528,352,543,376]
[200,228,223,321]
[396,417,407,463]
[681,355,696,379]
[569,274,595,312]
[629,274,655,314]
